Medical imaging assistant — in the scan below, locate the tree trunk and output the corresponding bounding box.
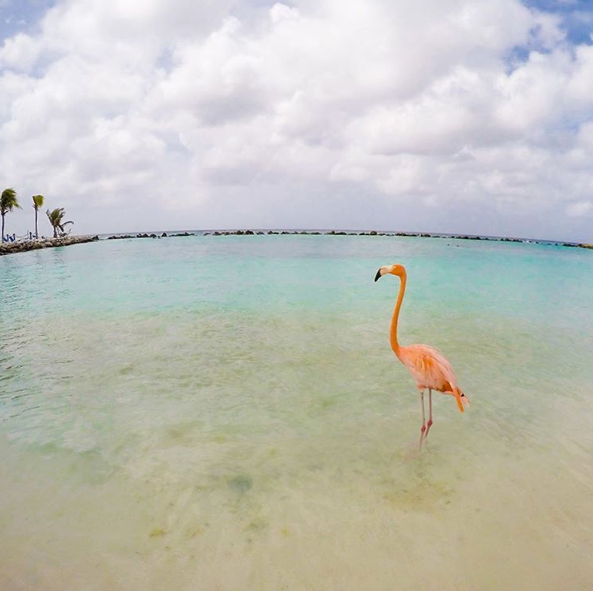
[1,213,4,243]
[53,225,58,238]
[35,209,38,239]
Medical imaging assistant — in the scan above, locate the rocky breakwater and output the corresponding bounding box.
[107,232,195,239]
[202,230,593,250]
[0,235,99,257]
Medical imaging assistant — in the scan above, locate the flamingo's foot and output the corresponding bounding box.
[405,446,421,461]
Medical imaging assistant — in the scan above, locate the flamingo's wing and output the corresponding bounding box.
[400,344,457,391]
[401,344,467,413]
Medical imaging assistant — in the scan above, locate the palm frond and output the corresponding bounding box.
[1,188,21,214]
[32,194,44,210]
[46,207,73,236]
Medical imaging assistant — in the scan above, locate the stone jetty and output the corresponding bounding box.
[0,235,99,257]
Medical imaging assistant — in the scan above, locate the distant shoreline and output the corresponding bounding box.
[1,230,591,257]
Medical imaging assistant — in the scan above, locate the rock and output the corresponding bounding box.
[161,232,167,238]
[1,235,100,257]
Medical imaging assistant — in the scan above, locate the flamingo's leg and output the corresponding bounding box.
[424,389,434,441]
[419,390,426,450]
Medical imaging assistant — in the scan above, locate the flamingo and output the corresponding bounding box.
[374,264,469,448]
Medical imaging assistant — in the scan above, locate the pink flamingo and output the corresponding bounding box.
[375,264,469,448]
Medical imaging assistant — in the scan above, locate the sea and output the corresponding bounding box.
[1,233,592,590]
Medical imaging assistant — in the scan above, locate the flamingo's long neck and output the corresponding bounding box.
[390,271,406,357]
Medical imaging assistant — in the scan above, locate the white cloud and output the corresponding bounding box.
[0,32,39,70]
[0,0,592,240]
[566,201,593,217]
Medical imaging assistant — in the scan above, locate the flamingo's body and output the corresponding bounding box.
[375,264,468,447]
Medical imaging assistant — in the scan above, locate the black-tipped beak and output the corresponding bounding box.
[374,269,382,282]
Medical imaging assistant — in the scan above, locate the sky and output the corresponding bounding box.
[1,0,593,241]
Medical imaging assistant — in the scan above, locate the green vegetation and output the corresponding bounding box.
[46,207,73,239]
[32,194,44,239]
[2,187,74,242]
[1,188,21,242]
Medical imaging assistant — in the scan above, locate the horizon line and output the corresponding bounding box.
[85,228,586,246]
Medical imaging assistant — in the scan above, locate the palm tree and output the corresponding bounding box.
[1,188,21,243]
[32,195,44,239]
[46,207,73,238]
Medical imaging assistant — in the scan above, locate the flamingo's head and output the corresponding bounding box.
[374,264,406,282]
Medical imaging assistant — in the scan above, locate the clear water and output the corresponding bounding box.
[1,235,593,591]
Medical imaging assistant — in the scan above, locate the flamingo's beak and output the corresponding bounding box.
[374,268,382,282]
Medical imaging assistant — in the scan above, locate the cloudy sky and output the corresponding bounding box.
[1,0,593,240]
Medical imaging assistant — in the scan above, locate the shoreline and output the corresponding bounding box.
[0,235,99,257]
[1,231,591,258]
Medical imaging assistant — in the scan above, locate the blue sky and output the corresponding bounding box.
[1,0,593,241]
[524,0,593,43]
[0,0,54,38]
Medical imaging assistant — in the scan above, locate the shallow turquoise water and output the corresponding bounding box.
[1,235,593,590]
